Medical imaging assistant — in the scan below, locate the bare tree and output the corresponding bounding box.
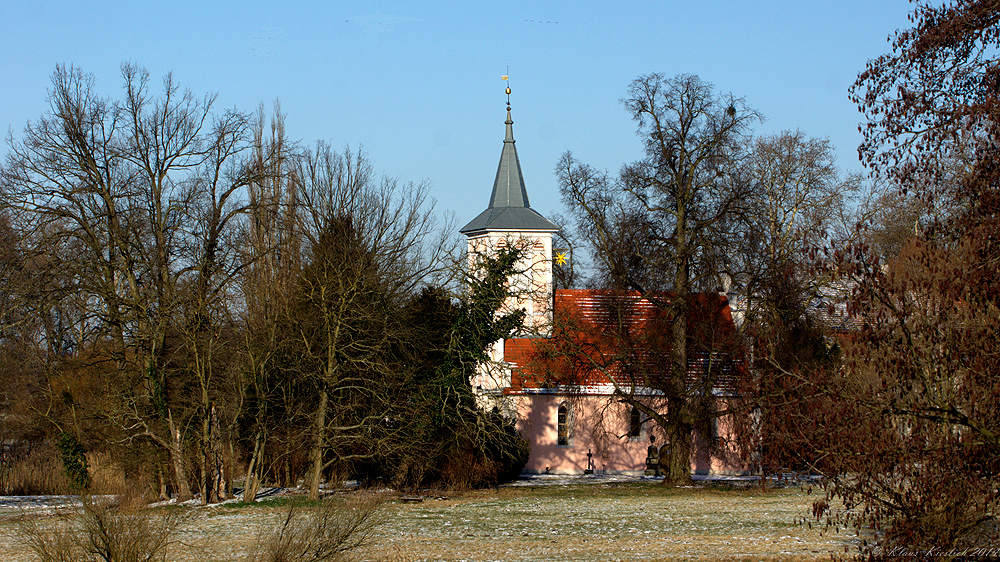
[236,102,300,502]
[727,131,867,474]
[734,129,858,340]
[557,73,760,484]
[1,63,279,500]
[177,97,292,503]
[737,131,853,291]
[287,144,443,500]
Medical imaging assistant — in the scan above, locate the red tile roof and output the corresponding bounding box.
[505,289,744,395]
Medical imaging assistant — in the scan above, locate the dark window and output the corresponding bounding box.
[629,407,642,438]
[557,404,569,446]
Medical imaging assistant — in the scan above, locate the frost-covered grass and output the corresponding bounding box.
[368,484,851,561]
[0,483,853,562]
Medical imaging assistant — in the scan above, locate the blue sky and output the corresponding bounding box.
[2,1,912,226]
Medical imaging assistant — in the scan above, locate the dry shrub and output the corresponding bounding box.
[77,499,179,562]
[20,514,78,562]
[251,493,386,562]
[1,443,71,495]
[436,437,527,490]
[19,494,184,562]
[437,452,487,490]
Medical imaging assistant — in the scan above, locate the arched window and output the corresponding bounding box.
[628,407,642,439]
[557,403,570,446]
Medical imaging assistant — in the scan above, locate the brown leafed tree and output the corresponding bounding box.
[811,0,1000,552]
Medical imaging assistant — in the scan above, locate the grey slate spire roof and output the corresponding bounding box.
[460,106,560,235]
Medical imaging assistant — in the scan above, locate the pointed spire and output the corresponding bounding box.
[459,97,560,235]
[489,105,530,209]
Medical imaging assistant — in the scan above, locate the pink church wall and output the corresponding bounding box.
[514,394,747,475]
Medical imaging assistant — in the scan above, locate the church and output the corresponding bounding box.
[459,96,748,476]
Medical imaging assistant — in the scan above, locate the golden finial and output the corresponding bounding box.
[502,67,511,107]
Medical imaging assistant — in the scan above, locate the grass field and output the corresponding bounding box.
[0,482,855,561]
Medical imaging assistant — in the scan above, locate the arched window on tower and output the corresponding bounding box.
[557,403,571,446]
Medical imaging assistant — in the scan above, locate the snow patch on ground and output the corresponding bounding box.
[503,472,815,487]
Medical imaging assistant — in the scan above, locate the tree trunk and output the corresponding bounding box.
[666,224,693,486]
[201,410,212,504]
[212,406,226,501]
[244,430,264,503]
[284,441,291,488]
[157,463,169,500]
[308,388,329,501]
[168,412,193,501]
[202,404,225,504]
[662,423,693,485]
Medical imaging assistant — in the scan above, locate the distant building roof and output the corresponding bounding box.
[809,282,862,332]
[460,106,560,235]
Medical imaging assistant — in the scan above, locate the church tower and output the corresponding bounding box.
[461,90,559,399]
[460,94,559,334]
